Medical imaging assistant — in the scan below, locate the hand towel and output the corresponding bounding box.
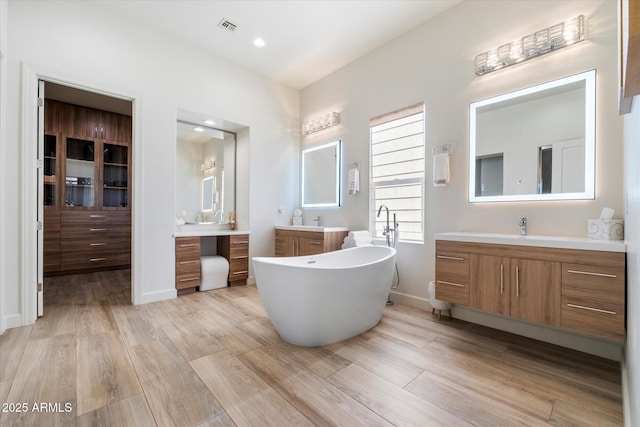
[433,153,450,187]
[348,165,360,195]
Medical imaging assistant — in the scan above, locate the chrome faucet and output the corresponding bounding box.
[376,205,398,248]
[519,217,527,236]
[313,216,321,226]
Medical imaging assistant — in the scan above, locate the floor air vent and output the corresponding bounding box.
[218,19,237,32]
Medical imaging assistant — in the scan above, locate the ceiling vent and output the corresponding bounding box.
[217,18,237,32]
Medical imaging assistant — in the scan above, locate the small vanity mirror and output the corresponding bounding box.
[202,176,214,212]
[469,70,595,202]
[176,119,236,223]
[301,140,341,208]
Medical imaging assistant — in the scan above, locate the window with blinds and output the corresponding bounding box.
[370,104,425,242]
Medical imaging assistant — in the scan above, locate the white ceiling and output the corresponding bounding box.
[93,0,461,90]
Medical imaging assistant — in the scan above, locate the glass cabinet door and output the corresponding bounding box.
[65,138,95,207]
[43,134,57,206]
[102,143,128,208]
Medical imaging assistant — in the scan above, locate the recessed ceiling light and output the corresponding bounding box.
[203,119,216,125]
[193,127,204,132]
[253,38,265,47]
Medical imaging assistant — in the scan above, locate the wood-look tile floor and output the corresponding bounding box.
[1,269,623,426]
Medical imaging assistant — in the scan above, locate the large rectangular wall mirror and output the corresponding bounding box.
[176,120,236,223]
[301,140,341,208]
[469,69,595,202]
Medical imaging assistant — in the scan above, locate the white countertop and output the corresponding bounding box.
[174,228,250,237]
[435,232,626,252]
[274,225,349,232]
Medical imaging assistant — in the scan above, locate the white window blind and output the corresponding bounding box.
[370,104,425,242]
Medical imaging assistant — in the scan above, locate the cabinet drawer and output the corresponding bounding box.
[561,263,625,306]
[229,235,249,251]
[175,237,201,256]
[275,235,286,256]
[176,258,201,276]
[61,252,130,271]
[435,251,470,305]
[304,238,325,255]
[561,296,624,343]
[176,273,201,290]
[61,210,130,226]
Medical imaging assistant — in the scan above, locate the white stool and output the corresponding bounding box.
[200,256,229,291]
[428,281,452,320]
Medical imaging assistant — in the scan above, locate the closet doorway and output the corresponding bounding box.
[39,81,133,315]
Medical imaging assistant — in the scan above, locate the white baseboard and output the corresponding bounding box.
[387,292,622,361]
[622,350,631,427]
[138,288,177,305]
[247,275,256,286]
[3,313,23,330]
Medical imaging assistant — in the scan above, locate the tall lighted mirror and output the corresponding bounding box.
[301,140,341,208]
[176,120,236,223]
[469,70,595,202]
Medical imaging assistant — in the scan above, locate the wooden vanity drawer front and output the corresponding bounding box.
[229,235,249,249]
[435,252,470,305]
[561,296,624,343]
[175,237,201,257]
[561,263,625,306]
[175,237,201,290]
[229,258,249,281]
[303,238,325,255]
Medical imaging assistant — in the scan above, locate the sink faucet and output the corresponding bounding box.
[313,216,321,226]
[519,217,527,236]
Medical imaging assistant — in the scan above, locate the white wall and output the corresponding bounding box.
[0,0,8,335]
[2,0,299,325]
[623,98,639,426]
[301,0,624,358]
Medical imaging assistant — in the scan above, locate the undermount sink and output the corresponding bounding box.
[435,232,626,252]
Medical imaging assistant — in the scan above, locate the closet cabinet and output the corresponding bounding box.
[436,238,625,343]
[44,99,132,276]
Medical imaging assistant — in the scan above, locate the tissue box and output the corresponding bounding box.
[588,219,624,240]
[292,217,303,226]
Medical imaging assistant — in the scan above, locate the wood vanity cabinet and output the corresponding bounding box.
[175,237,201,294]
[436,240,625,343]
[274,229,348,257]
[43,99,132,276]
[468,254,561,326]
[218,234,250,286]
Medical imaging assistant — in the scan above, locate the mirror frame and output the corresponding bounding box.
[301,140,342,208]
[469,70,596,202]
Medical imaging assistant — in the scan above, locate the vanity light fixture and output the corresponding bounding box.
[201,159,216,171]
[474,15,585,76]
[303,112,340,135]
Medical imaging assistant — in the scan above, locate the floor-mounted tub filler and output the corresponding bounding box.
[253,245,396,346]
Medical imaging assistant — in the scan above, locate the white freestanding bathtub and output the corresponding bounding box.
[252,245,396,346]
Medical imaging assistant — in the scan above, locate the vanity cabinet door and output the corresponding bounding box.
[470,255,510,316]
[511,259,561,327]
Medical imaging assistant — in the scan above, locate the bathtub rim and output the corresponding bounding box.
[252,245,396,270]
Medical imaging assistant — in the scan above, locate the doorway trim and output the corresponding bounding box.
[21,63,143,324]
